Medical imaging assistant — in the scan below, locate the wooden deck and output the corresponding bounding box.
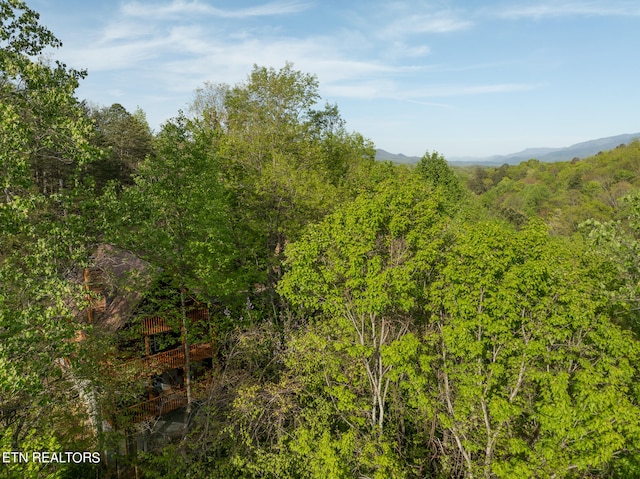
[109,306,213,426]
[142,316,172,335]
[125,343,212,374]
[140,308,209,335]
[118,376,213,423]
[121,391,189,423]
[187,308,209,322]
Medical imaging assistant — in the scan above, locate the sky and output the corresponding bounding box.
[27,0,640,158]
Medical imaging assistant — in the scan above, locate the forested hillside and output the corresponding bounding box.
[464,141,640,234]
[3,2,640,478]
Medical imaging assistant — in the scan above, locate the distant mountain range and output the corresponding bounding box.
[375,132,640,166]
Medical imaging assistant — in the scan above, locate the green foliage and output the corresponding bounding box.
[1,0,94,197]
[86,102,154,189]
[474,141,640,233]
[0,428,65,479]
[416,150,464,205]
[5,3,640,476]
[226,320,410,479]
[1,0,99,455]
[467,165,494,194]
[190,63,378,300]
[217,63,334,246]
[580,190,640,334]
[104,114,235,299]
[269,173,451,476]
[280,171,450,317]
[428,220,640,477]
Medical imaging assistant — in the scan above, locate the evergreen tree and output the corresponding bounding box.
[86,102,154,189]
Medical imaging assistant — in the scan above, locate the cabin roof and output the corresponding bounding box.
[85,244,156,331]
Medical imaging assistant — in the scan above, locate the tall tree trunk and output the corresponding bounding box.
[180,287,192,416]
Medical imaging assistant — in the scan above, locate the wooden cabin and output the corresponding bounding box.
[117,309,213,424]
[81,245,215,427]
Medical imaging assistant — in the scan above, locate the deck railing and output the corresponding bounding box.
[141,308,209,335]
[187,308,209,322]
[125,343,212,374]
[117,375,213,423]
[111,306,213,425]
[121,391,189,423]
[142,316,172,335]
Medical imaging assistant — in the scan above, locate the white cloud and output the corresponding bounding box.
[100,21,156,42]
[407,15,473,34]
[61,0,319,75]
[105,88,126,98]
[121,0,313,19]
[402,44,430,57]
[65,39,165,71]
[382,13,473,39]
[498,1,640,19]
[55,0,542,134]
[407,83,542,97]
[122,0,211,17]
[325,81,391,100]
[324,78,542,101]
[382,42,431,59]
[63,10,534,107]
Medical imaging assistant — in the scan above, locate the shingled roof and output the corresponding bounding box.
[84,244,157,331]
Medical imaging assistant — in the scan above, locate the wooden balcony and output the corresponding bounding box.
[125,343,212,374]
[121,391,189,423]
[117,376,213,423]
[187,308,209,322]
[141,308,209,336]
[108,305,213,426]
[142,316,172,335]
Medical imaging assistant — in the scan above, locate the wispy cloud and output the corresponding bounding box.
[326,80,542,101]
[56,0,544,135]
[62,0,537,108]
[409,83,542,97]
[400,15,473,34]
[60,0,403,93]
[39,0,638,157]
[381,12,473,40]
[65,38,166,71]
[498,1,640,19]
[397,43,431,57]
[122,0,313,19]
[100,21,156,42]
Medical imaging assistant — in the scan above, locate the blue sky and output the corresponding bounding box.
[29,0,640,157]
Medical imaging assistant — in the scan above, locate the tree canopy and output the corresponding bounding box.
[3,2,640,478]
[1,2,99,476]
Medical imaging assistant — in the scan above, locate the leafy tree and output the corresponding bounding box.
[467,166,492,195]
[1,0,100,472]
[580,190,640,334]
[104,114,235,413]
[416,150,463,204]
[427,220,640,478]
[270,173,451,477]
[1,0,94,196]
[280,172,449,430]
[476,141,640,234]
[190,64,377,300]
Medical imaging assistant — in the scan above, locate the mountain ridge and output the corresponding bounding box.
[375,132,640,166]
